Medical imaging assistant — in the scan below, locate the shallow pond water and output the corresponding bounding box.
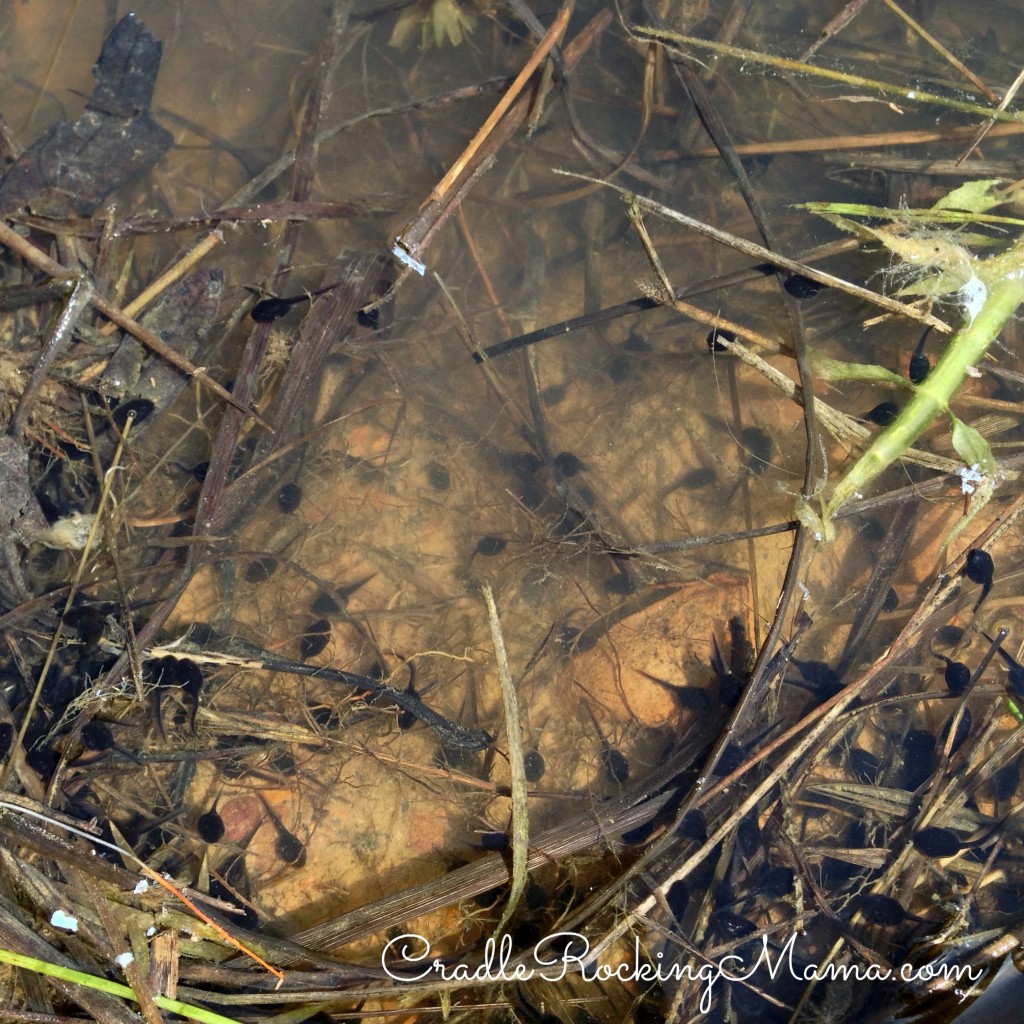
[1,2,1024,1022]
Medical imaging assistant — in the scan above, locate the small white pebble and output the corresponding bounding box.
[50,910,78,933]
[146,926,157,937]
[114,952,134,969]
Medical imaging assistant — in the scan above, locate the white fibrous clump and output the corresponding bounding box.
[958,274,988,325]
[959,464,985,495]
[35,511,99,550]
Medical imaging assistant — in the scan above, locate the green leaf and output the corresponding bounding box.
[932,179,1006,214]
[949,415,996,474]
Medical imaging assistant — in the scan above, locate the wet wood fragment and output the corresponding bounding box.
[0,14,172,217]
[98,268,225,425]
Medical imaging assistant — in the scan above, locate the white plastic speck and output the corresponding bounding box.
[115,952,134,969]
[391,240,426,276]
[50,910,78,932]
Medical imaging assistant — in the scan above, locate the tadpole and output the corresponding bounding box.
[909,327,932,385]
[936,655,971,696]
[197,804,225,844]
[474,535,507,557]
[602,747,630,784]
[963,548,994,610]
[913,826,961,858]
[248,285,335,323]
[711,909,757,939]
[940,709,971,756]
[864,402,899,427]
[706,327,735,353]
[859,893,907,927]
[276,482,302,513]
[739,425,773,475]
[244,556,278,584]
[666,879,689,924]
[298,618,332,661]
[736,816,761,858]
[396,676,419,731]
[210,852,258,929]
[678,808,707,842]
[783,274,822,300]
[788,658,842,700]
[638,670,712,712]
[523,749,545,783]
[553,451,585,478]
[258,795,305,866]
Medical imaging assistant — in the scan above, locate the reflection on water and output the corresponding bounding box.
[1,1,1024,1021]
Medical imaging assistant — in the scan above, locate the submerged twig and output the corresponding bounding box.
[629,23,1024,124]
[552,172,949,333]
[0,221,268,429]
[482,585,528,936]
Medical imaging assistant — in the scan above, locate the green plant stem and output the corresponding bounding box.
[0,946,244,1024]
[824,258,1024,520]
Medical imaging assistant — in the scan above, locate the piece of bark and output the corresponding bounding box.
[99,268,225,408]
[0,13,172,217]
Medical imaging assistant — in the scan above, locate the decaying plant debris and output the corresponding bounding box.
[0,2,1024,1023]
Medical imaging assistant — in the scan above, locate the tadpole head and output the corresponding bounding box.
[938,656,971,696]
[859,893,906,926]
[197,808,225,844]
[275,830,306,866]
[964,549,994,585]
[913,826,961,858]
[964,549,995,610]
[250,296,292,323]
[908,351,930,384]
[706,328,734,353]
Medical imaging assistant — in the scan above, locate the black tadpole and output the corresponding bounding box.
[936,655,971,696]
[982,632,1024,699]
[248,284,336,323]
[964,548,995,610]
[859,894,907,927]
[583,702,629,784]
[783,273,822,300]
[909,327,932,384]
[602,746,630,784]
[197,805,225,844]
[864,402,899,427]
[299,619,332,661]
[522,749,545,783]
[913,826,962,858]
[258,794,305,866]
[638,670,712,712]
